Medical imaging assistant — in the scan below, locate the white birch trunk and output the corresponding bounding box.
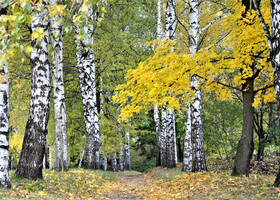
[172,111,177,164]
[111,153,118,172]
[266,0,280,186]
[16,0,51,179]
[51,0,69,172]
[119,145,125,171]
[75,7,99,169]
[188,0,207,172]
[160,0,177,168]
[161,106,167,167]
[78,150,85,169]
[154,104,161,166]
[155,0,162,167]
[182,105,192,172]
[166,109,176,168]
[124,129,131,170]
[157,0,163,40]
[0,22,11,187]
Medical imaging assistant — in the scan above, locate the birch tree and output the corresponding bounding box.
[154,104,161,166]
[16,0,51,179]
[0,4,11,187]
[160,0,177,168]
[252,0,280,186]
[188,0,207,172]
[75,5,99,170]
[124,129,131,170]
[154,0,162,167]
[51,0,69,171]
[111,153,118,172]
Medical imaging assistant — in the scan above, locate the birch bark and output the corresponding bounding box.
[154,104,161,166]
[188,0,207,172]
[161,106,167,167]
[269,0,280,186]
[111,153,118,172]
[155,0,162,167]
[160,0,177,168]
[51,0,69,172]
[124,130,131,170]
[0,8,11,186]
[119,145,125,171]
[182,106,192,172]
[75,6,99,169]
[16,0,51,179]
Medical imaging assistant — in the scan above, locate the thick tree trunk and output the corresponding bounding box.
[159,0,177,169]
[188,0,207,172]
[270,0,280,187]
[75,7,99,170]
[166,109,176,168]
[51,0,69,172]
[154,104,161,166]
[0,22,11,187]
[182,106,192,172]
[191,76,207,172]
[16,0,51,180]
[232,78,254,176]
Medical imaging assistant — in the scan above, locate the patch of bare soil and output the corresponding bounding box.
[96,171,152,200]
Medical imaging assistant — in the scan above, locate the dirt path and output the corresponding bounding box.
[96,171,158,200]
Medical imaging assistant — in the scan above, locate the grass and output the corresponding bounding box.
[0,169,116,199]
[131,160,156,172]
[1,162,280,199]
[145,163,280,199]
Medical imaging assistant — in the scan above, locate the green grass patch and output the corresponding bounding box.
[131,160,156,172]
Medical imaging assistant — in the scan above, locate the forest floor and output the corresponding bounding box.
[1,157,280,199]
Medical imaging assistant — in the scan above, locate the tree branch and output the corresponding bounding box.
[254,84,275,94]
[201,9,231,33]
[252,0,272,49]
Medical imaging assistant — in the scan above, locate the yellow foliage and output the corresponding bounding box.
[114,0,274,120]
[31,28,45,41]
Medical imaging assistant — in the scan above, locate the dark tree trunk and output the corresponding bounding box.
[16,0,50,180]
[257,135,265,161]
[232,77,254,176]
[255,104,266,161]
[177,137,183,162]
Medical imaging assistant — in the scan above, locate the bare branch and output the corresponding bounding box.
[201,9,231,33]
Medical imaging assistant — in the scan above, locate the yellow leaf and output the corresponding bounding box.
[25,46,33,54]
[101,7,107,13]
